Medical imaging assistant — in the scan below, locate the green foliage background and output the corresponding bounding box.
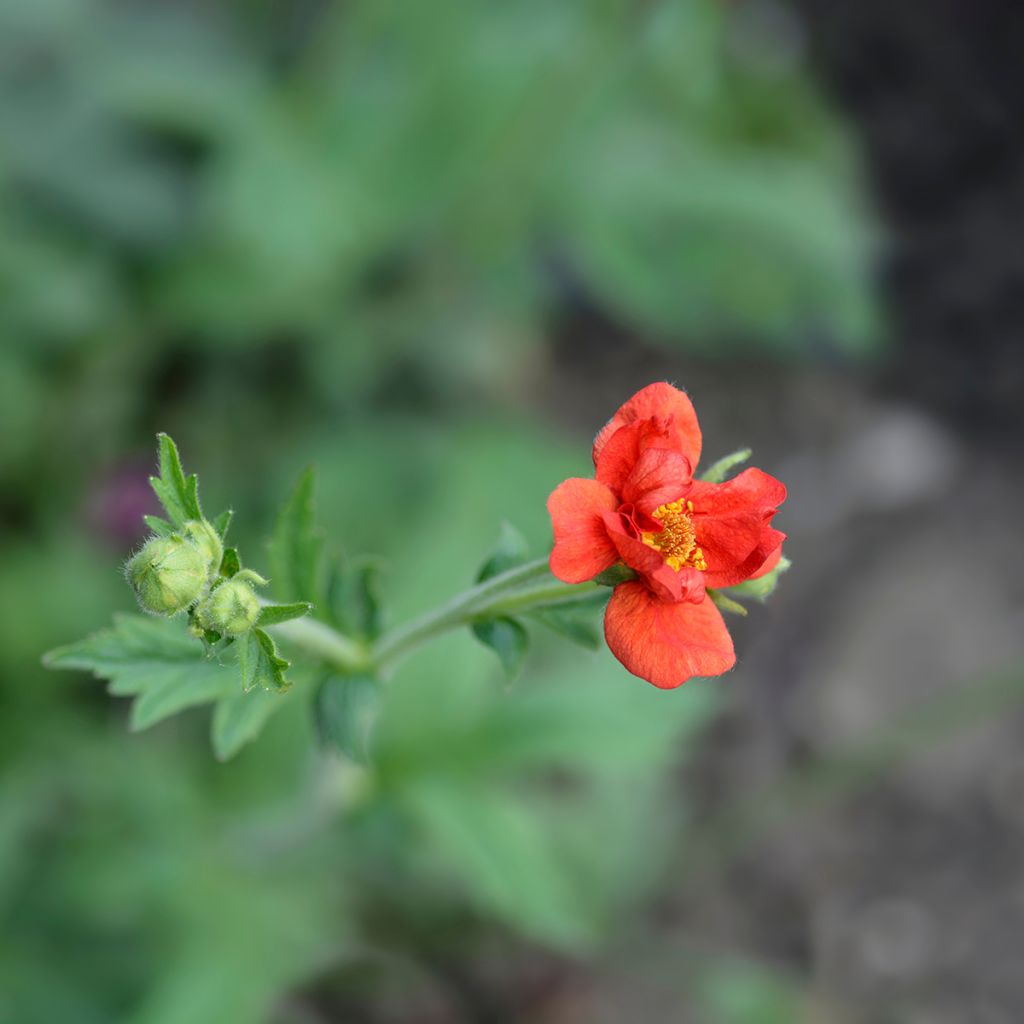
[0,1,875,1020]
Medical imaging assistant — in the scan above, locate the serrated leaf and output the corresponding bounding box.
[211,688,285,761]
[220,547,241,577]
[476,522,529,582]
[43,614,236,730]
[528,607,601,649]
[212,508,234,540]
[257,602,312,627]
[471,617,529,680]
[238,627,290,693]
[150,433,203,526]
[727,555,792,602]
[142,514,175,537]
[700,448,752,484]
[326,555,383,639]
[314,674,380,764]
[268,468,322,604]
[708,589,748,617]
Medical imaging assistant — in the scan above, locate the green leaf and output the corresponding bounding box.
[326,555,383,639]
[708,589,748,617]
[471,617,529,680]
[43,614,236,731]
[220,547,241,577]
[142,514,175,537]
[700,448,752,483]
[211,687,285,761]
[476,521,529,582]
[528,607,601,649]
[238,627,290,693]
[592,564,637,587]
[212,508,234,540]
[727,556,791,602]
[268,467,322,604]
[406,781,592,949]
[314,674,380,764]
[149,432,203,526]
[257,602,312,627]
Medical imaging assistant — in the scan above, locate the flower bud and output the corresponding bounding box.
[126,536,209,616]
[181,519,223,573]
[197,579,260,637]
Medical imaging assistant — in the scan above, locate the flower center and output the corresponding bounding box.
[643,499,707,572]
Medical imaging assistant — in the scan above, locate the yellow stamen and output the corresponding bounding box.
[642,499,707,572]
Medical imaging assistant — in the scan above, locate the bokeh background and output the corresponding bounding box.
[2,1,1023,1021]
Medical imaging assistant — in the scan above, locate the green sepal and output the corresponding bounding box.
[220,547,241,578]
[257,602,313,627]
[527,607,601,650]
[700,448,752,484]
[592,564,637,587]
[143,514,175,537]
[477,521,529,582]
[326,555,383,639]
[708,589,748,617]
[471,616,529,681]
[212,508,233,540]
[314,674,380,764]
[727,555,792,602]
[149,433,203,527]
[238,626,290,693]
[268,467,323,604]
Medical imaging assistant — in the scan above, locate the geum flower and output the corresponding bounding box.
[547,383,786,689]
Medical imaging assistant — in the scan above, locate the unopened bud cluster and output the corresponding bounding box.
[125,520,264,638]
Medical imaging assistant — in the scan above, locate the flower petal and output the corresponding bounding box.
[687,468,786,588]
[593,382,702,471]
[604,582,735,689]
[547,478,620,583]
[622,447,692,514]
[602,511,705,604]
[595,418,686,496]
[748,542,784,580]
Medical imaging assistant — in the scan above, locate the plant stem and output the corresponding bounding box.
[268,615,372,674]
[267,556,603,677]
[372,556,553,672]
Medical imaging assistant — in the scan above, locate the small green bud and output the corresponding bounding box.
[126,536,209,615]
[181,519,223,572]
[197,579,260,637]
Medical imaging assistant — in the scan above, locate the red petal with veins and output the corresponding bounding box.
[595,418,687,497]
[687,468,786,588]
[604,582,735,688]
[547,478,619,583]
[593,382,702,471]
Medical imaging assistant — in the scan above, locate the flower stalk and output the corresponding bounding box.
[266,557,602,677]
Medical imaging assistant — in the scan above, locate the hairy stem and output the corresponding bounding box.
[267,556,603,677]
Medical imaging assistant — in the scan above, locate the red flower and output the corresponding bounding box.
[547,383,786,688]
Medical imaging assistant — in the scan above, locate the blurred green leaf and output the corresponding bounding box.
[728,555,792,602]
[43,614,235,730]
[471,616,529,681]
[210,687,285,761]
[268,468,322,605]
[326,555,383,639]
[528,605,602,649]
[700,447,752,483]
[314,674,380,764]
[476,521,529,582]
